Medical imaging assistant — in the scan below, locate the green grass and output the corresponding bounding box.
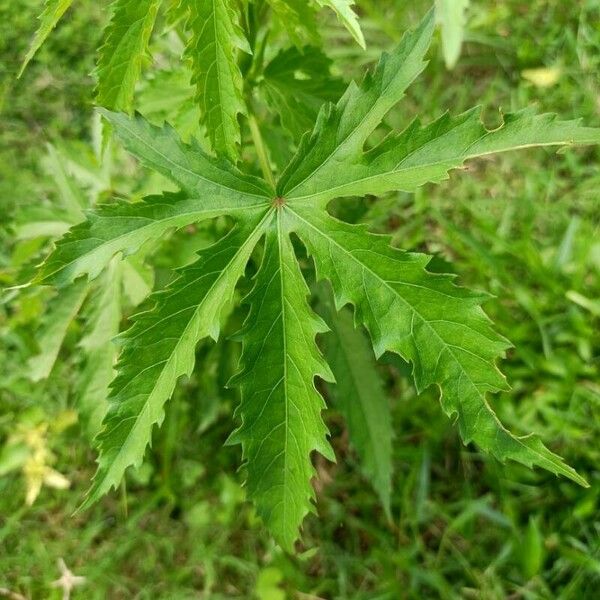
[1,1,599,598]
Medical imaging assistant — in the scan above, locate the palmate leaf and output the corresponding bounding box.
[95,0,162,113]
[37,8,600,548]
[184,0,250,161]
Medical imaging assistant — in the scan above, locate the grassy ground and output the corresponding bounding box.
[1,1,599,598]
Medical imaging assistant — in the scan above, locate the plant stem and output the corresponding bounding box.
[248,112,275,190]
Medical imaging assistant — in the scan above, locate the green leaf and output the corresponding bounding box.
[36,112,272,286]
[18,0,76,77]
[96,0,162,113]
[184,0,250,160]
[320,290,393,514]
[121,255,154,307]
[228,212,334,551]
[42,143,86,222]
[14,143,87,242]
[27,278,89,382]
[137,69,200,143]
[78,259,122,437]
[35,190,266,286]
[278,8,435,199]
[261,46,345,140]
[315,0,365,49]
[286,206,588,487]
[34,9,598,550]
[267,0,319,47]
[288,108,600,206]
[436,0,469,69]
[99,111,271,198]
[280,7,600,206]
[13,215,71,241]
[80,214,270,509]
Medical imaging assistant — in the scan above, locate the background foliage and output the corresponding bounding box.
[1,0,599,598]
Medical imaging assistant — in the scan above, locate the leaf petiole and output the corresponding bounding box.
[247,111,276,189]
